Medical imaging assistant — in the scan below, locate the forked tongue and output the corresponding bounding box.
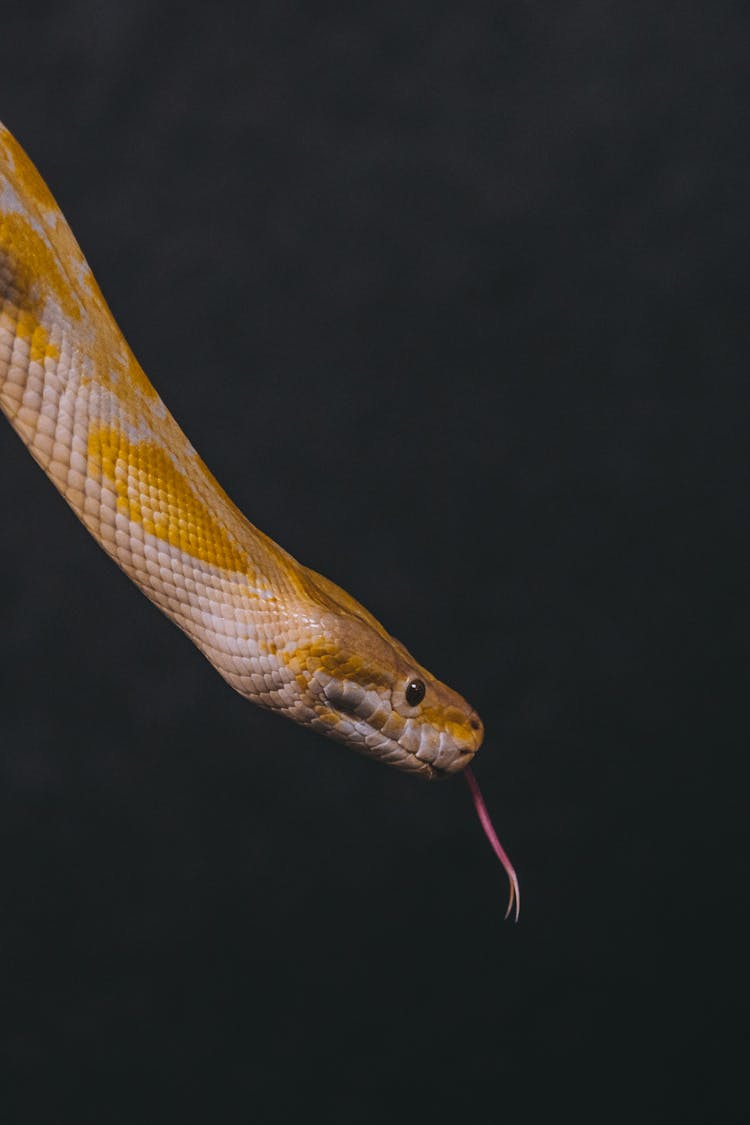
[465,767,520,922]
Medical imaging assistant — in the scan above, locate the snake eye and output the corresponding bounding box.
[405,678,426,706]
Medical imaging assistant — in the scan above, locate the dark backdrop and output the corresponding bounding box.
[1,3,747,1122]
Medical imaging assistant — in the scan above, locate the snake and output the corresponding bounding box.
[0,122,518,918]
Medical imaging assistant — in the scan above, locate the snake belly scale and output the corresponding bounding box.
[0,123,484,779]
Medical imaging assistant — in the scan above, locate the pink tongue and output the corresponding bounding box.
[464,767,520,922]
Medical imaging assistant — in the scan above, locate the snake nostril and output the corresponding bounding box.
[469,717,481,731]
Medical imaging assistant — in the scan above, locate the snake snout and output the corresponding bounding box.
[468,708,484,744]
[408,701,485,778]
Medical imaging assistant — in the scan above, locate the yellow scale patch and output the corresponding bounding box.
[284,638,391,689]
[0,129,61,217]
[0,208,65,364]
[419,705,474,742]
[0,209,83,325]
[13,306,59,361]
[88,425,249,573]
[1,128,265,587]
[1,128,158,417]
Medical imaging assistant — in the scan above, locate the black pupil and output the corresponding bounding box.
[405,678,425,706]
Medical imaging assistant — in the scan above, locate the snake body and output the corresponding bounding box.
[0,123,484,780]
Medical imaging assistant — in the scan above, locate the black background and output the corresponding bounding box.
[1,3,747,1122]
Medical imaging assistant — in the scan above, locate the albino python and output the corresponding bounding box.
[0,123,518,918]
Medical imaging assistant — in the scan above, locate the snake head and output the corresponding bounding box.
[283,569,484,778]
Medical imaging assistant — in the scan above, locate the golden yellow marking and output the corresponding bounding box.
[316,708,341,726]
[419,705,473,741]
[88,425,250,572]
[90,338,160,411]
[1,129,158,411]
[14,308,59,361]
[124,347,159,402]
[0,298,60,365]
[284,640,391,688]
[0,129,60,216]
[0,211,82,323]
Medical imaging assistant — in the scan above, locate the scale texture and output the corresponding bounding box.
[0,123,483,777]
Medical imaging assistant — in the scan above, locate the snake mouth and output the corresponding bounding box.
[421,747,477,781]
[311,702,478,779]
[361,742,477,781]
[359,725,479,780]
